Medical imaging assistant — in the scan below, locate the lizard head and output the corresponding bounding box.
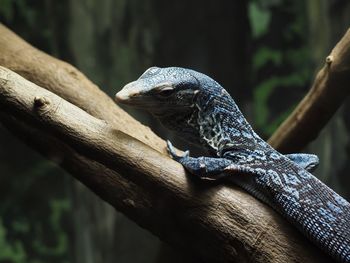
[115,66,202,116]
[115,66,230,145]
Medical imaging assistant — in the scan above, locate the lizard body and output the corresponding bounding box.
[116,67,350,262]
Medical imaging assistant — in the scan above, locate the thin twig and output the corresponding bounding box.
[268,28,350,152]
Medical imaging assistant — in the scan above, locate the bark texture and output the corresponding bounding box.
[0,24,165,154]
[0,24,342,262]
[268,28,350,153]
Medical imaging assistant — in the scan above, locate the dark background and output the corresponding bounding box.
[0,0,349,262]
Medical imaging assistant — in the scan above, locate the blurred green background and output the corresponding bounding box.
[0,0,349,262]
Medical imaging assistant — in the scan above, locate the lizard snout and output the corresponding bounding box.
[115,89,130,102]
[115,81,141,103]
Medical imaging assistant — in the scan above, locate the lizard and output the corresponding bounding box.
[115,66,350,263]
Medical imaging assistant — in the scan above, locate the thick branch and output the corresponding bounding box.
[0,67,332,262]
[0,23,166,153]
[268,28,350,152]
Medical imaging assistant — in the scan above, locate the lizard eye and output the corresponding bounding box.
[154,83,175,97]
[157,86,174,97]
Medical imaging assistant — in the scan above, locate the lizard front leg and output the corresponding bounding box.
[167,140,257,180]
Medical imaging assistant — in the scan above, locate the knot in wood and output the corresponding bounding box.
[34,96,51,108]
[325,55,333,65]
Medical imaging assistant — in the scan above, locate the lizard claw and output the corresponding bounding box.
[183,150,190,158]
[166,140,190,160]
[166,140,178,158]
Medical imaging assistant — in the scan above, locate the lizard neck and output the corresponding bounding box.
[155,107,202,146]
[193,90,264,155]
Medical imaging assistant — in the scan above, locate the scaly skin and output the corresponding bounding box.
[116,67,350,262]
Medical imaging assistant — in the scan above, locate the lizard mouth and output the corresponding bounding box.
[115,92,147,106]
[115,88,159,108]
[115,81,147,106]
[115,81,138,102]
[115,90,133,103]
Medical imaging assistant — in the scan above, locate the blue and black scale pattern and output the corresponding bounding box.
[116,67,350,263]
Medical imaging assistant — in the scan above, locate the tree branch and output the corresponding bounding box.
[0,24,336,262]
[0,68,333,263]
[0,23,166,154]
[268,28,350,152]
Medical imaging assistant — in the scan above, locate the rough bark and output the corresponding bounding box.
[0,24,342,262]
[0,67,333,263]
[0,23,349,262]
[0,24,166,154]
[268,28,350,153]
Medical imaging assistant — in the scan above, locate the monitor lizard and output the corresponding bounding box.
[115,66,350,262]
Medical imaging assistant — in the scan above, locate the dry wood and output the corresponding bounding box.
[268,28,350,152]
[0,24,342,262]
[0,67,333,262]
[0,23,166,153]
